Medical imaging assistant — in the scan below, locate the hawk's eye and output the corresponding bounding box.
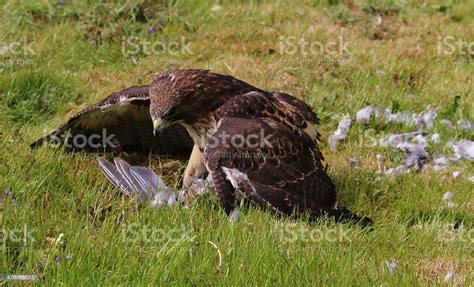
[164,107,178,119]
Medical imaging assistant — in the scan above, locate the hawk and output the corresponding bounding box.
[32,69,371,225]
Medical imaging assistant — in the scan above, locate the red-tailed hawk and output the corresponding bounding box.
[32,69,371,225]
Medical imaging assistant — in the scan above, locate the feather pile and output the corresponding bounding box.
[331,105,473,178]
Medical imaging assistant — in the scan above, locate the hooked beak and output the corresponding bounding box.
[153,118,163,136]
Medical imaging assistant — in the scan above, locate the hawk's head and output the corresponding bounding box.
[149,70,258,136]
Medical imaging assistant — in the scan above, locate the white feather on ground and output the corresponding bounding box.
[356,106,373,124]
[449,139,474,161]
[328,115,351,150]
[97,158,212,209]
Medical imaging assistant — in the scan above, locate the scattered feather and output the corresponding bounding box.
[433,156,458,166]
[328,115,351,150]
[385,165,409,176]
[440,119,454,129]
[458,119,473,130]
[413,109,436,130]
[385,111,412,125]
[449,139,474,161]
[443,192,454,201]
[229,208,241,223]
[432,164,448,172]
[356,106,373,124]
[430,133,440,144]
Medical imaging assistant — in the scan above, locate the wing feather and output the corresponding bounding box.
[31,85,193,156]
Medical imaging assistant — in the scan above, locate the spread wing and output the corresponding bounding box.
[31,85,193,156]
[205,90,335,217]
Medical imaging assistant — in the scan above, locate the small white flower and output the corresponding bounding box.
[469,176,474,183]
[452,171,461,178]
[447,201,456,208]
[443,192,454,201]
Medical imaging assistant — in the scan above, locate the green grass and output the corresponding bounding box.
[1,0,473,285]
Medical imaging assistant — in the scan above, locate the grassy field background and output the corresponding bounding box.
[1,0,473,285]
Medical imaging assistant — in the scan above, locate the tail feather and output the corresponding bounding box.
[97,157,176,206]
[97,157,133,195]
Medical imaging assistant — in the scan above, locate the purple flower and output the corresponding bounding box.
[59,0,65,5]
[11,198,17,206]
[148,26,156,34]
[55,255,61,264]
[66,252,72,260]
[4,189,11,196]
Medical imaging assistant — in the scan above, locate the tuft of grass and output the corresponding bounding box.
[0,71,78,123]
